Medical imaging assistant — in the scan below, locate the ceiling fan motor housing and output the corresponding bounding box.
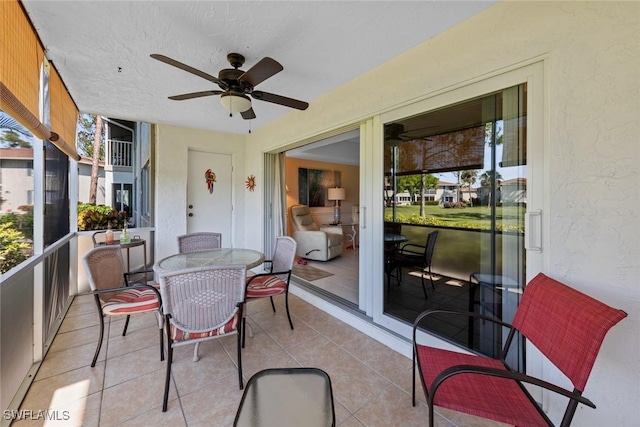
[218,68,249,92]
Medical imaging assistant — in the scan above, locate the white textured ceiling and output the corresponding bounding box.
[22,1,496,135]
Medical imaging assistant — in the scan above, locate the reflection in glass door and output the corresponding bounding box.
[382,84,527,364]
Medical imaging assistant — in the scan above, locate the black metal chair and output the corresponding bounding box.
[389,230,439,298]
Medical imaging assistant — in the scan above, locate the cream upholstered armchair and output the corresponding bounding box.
[289,204,343,261]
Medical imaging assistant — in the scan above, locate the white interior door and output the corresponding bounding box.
[187,150,232,244]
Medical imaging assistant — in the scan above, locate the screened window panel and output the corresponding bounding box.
[43,141,70,246]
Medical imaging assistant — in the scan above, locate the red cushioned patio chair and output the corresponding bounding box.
[412,272,627,427]
[82,245,164,368]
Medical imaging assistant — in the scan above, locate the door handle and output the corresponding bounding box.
[524,209,542,252]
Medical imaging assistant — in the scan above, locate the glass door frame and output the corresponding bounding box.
[363,61,547,371]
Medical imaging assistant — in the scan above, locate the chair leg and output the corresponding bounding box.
[159,328,165,362]
[193,343,200,362]
[156,311,165,361]
[428,265,436,290]
[236,331,244,390]
[122,315,131,336]
[162,325,173,412]
[285,290,294,330]
[241,317,246,348]
[412,349,416,407]
[420,274,429,299]
[269,296,276,313]
[91,295,104,368]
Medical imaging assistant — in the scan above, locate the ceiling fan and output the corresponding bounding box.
[384,123,436,145]
[150,52,309,119]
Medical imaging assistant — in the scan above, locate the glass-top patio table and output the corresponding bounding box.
[234,368,335,427]
[154,248,265,274]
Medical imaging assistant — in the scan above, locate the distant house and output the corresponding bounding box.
[391,180,477,205]
[0,148,33,212]
[0,148,106,213]
[500,177,527,204]
[77,156,106,205]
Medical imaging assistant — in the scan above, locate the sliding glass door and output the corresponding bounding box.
[370,63,544,367]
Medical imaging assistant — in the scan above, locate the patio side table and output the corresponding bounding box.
[233,367,335,427]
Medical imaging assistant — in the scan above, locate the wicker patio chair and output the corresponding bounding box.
[177,232,222,253]
[243,236,297,346]
[81,245,163,367]
[158,264,247,412]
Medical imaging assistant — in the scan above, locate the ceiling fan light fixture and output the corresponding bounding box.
[219,93,251,114]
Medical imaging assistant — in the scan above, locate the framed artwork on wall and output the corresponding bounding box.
[298,168,341,207]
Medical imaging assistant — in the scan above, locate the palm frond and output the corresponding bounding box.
[0,111,32,136]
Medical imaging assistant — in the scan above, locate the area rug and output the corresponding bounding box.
[292,264,334,281]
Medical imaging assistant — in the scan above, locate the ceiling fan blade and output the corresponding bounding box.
[150,54,226,88]
[238,57,283,87]
[251,91,309,110]
[241,107,256,120]
[168,90,223,101]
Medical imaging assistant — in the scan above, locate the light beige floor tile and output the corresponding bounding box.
[100,369,177,427]
[36,342,104,380]
[334,400,353,426]
[225,320,284,357]
[169,341,240,396]
[351,338,412,382]
[323,354,391,413]
[103,345,165,388]
[339,416,366,427]
[107,312,160,338]
[48,324,101,354]
[286,335,350,370]
[118,402,186,427]
[64,296,97,318]
[57,311,100,334]
[21,363,104,411]
[354,382,450,427]
[240,350,302,380]
[25,273,522,427]
[394,365,428,405]
[450,411,513,427]
[104,324,162,360]
[180,372,245,427]
[11,391,102,427]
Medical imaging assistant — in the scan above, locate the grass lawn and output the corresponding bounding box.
[384,204,525,231]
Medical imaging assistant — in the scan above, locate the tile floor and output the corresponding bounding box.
[301,247,359,305]
[13,290,510,427]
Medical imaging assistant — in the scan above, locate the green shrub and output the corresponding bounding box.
[0,222,30,274]
[77,203,127,231]
[0,211,33,240]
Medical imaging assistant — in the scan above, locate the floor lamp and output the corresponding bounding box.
[328,187,346,224]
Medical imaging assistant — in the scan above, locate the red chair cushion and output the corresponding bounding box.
[416,345,548,427]
[246,275,287,298]
[102,288,160,315]
[170,311,241,342]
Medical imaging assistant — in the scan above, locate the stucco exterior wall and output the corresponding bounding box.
[243,2,639,425]
[155,2,639,424]
[154,124,246,261]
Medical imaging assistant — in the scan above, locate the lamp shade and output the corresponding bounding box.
[219,93,252,114]
[328,187,346,201]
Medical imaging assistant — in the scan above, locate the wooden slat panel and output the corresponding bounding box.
[50,65,78,145]
[0,0,43,118]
